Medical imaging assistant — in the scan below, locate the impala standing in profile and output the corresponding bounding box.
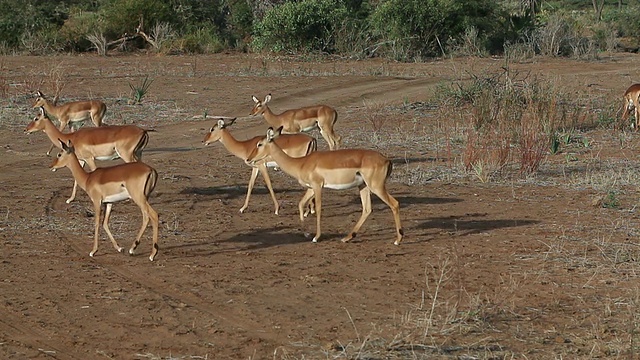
[33,90,107,155]
[203,117,316,215]
[250,94,341,150]
[50,139,160,261]
[25,107,150,203]
[246,126,403,245]
[622,84,640,130]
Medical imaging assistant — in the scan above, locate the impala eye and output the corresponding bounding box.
[57,153,61,158]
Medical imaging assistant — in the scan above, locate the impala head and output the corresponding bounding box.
[24,106,48,134]
[246,126,283,166]
[249,94,272,116]
[32,90,47,109]
[49,139,75,172]
[202,117,236,145]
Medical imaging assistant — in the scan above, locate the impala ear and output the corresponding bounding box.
[264,94,272,103]
[266,127,275,141]
[59,138,68,152]
[227,117,237,126]
[275,125,284,136]
[252,95,259,104]
[39,106,45,116]
[217,119,225,129]
[35,90,43,98]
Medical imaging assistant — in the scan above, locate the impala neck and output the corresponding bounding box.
[42,117,68,147]
[64,153,90,192]
[219,129,250,158]
[261,105,281,126]
[266,141,303,178]
[41,99,59,114]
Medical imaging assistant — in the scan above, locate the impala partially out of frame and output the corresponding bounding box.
[246,126,403,245]
[33,90,107,155]
[250,94,341,150]
[25,107,150,203]
[622,84,640,130]
[203,117,316,215]
[50,139,160,261]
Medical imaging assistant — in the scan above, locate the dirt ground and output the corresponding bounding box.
[2,52,640,359]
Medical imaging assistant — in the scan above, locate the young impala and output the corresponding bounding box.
[25,107,150,203]
[622,84,640,130]
[33,90,107,155]
[246,126,403,245]
[50,139,160,261]
[250,94,341,150]
[203,117,316,215]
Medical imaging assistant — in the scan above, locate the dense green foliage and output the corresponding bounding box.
[0,0,636,59]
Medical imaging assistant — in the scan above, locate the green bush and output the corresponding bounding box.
[252,0,349,53]
[175,26,224,54]
[369,0,450,60]
[101,0,175,39]
[58,8,102,52]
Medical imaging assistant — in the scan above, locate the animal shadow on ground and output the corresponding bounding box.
[163,225,320,258]
[180,185,306,202]
[418,214,540,236]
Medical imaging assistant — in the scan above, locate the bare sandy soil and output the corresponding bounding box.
[1,53,640,359]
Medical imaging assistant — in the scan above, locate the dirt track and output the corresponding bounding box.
[1,53,640,359]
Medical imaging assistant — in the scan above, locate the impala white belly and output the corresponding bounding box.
[103,188,131,203]
[301,124,318,132]
[324,173,364,190]
[95,153,121,161]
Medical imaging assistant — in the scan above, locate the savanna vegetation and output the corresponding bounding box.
[0,0,637,60]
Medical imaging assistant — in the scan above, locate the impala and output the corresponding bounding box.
[246,126,403,245]
[203,117,316,215]
[622,84,640,130]
[51,139,160,261]
[250,94,341,150]
[25,107,150,203]
[33,91,107,155]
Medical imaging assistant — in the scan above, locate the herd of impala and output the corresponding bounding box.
[25,91,404,261]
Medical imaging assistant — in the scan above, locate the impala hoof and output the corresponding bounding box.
[128,248,135,256]
[149,255,154,261]
[89,251,96,257]
[116,247,123,253]
[65,199,73,204]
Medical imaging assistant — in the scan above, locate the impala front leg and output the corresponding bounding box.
[240,166,261,214]
[342,186,372,243]
[298,188,315,239]
[102,203,124,253]
[66,159,89,204]
[90,202,102,257]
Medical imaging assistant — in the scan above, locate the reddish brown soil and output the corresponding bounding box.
[1,53,640,359]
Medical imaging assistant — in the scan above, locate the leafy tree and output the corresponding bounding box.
[252,0,348,53]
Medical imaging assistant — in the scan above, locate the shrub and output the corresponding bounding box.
[252,0,349,53]
[59,8,103,52]
[368,0,450,60]
[100,0,175,39]
[174,26,224,54]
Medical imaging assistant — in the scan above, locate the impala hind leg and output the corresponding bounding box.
[128,202,159,261]
[102,203,124,253]
[342,186,372,243]
[318,125,340,151]
[370,185,403,245]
